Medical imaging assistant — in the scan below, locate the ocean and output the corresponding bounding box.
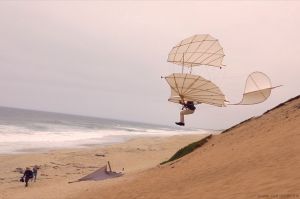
[0,107,207,154]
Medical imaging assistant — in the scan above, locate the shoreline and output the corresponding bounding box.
[0,133,208,199]
[0,131,210,155]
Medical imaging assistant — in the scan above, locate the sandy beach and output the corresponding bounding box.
[1,1,300,199]
[1,98,299,199]
[0,134,207,199]
[1,96,299,199]
[69,96,299,199]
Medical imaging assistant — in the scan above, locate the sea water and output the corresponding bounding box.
[0,106,208,154]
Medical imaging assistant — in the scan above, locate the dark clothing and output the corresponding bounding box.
[176,101,197,126]
[23,170,33,178]
[23,169,33,187]
[184,101,196,111]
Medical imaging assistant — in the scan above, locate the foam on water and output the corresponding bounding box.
[0,107,209,154]
[0,124,207,154]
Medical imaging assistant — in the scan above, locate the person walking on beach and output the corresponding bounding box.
[175,101,196,126]
[32,165,38,182]
[22,167,33,187]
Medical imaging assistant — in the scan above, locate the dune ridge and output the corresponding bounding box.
[77,95,300,199]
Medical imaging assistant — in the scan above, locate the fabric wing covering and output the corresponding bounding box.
[237,71,273,105]
[77,165,123,182]
[165,73,226,107]
[167,34,225,68]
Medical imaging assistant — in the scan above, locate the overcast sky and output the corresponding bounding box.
[0,1,299,129]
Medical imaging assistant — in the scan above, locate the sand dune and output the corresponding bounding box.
[75,95,300,199]
[1,96,299,199]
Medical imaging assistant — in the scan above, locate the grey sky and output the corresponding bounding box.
[0,1,299,129]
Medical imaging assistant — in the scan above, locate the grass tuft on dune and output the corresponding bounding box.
[160,134,212,165]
